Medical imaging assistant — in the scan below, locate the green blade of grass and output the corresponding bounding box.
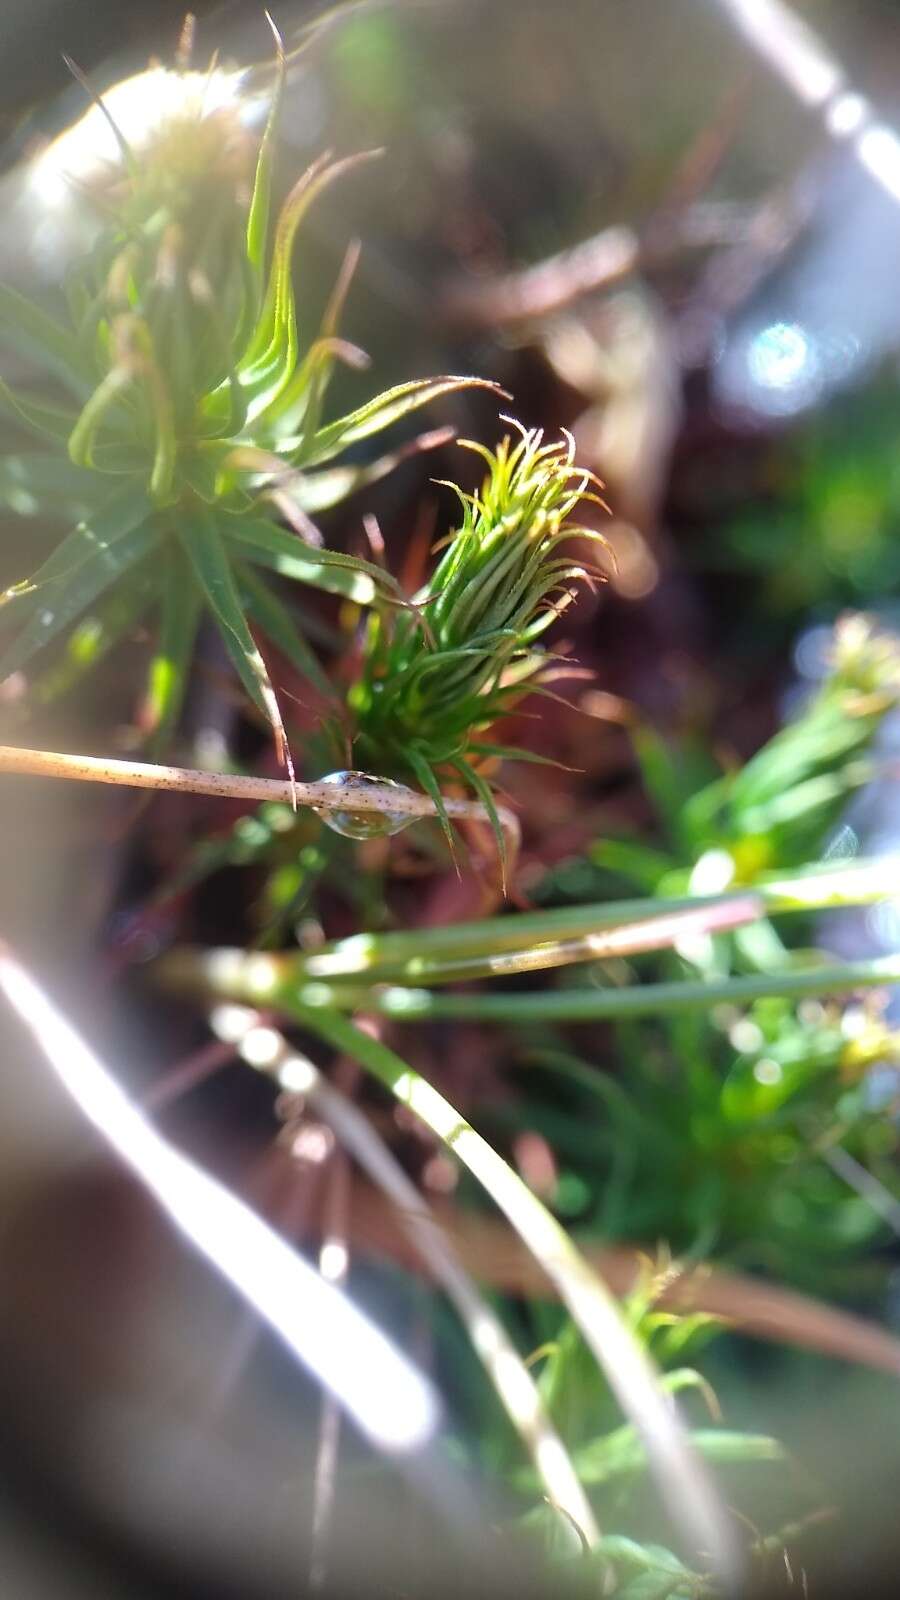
[466,742,575,769]
[406,747,456,857]
[292,953,900,1024]
[453,757,507,889]
[179,510,293,773]
[244,17,285,284]
[1,481,151,595]
[235,561,334,699]
[299,376,503,467]
[239,151,380,422]
[225,514,382,604]
[307,890,758,989]
[279,424,453,514]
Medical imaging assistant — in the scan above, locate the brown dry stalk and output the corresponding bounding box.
[0,743,521,856]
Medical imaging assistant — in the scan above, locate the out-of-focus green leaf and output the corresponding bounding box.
[0,486,154,678]
[30,562,159,705]
[0,452,97,521]
[570,1422,784,1486]
[597,1537,694,1598]
[590,837,680,891]
[0,378,80,444]
[145,549,202,745]
[0,283,92,390]
[630,726,698,850]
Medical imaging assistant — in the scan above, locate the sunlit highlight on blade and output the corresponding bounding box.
[0,947,440,1456]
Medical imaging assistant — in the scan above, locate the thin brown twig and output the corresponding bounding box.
[142,1036,238,1110]
[0,743,521,861]
[439,206,761,332]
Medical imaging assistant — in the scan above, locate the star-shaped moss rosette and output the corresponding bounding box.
[348,422,609,860]
[0,42,495,766]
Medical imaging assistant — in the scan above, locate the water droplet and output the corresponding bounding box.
[40,610,55,627]
[312,770,416,840]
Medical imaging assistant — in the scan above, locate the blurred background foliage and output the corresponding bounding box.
[4,1,900,1596]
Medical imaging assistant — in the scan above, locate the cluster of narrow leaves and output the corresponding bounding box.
[348,424,607,851]
[672,612,900,883]
[514,1266,789,1592]
[520,615,900,1284]
[0,45,488,758]
[586,613,900,900]
[514,989,900,1292]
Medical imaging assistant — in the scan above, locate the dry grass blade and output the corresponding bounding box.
[0,743,521,862]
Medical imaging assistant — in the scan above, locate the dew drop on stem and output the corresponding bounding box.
[312,770,416,840]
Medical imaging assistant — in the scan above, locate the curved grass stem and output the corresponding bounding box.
[289,1006,744,1587]
[191,957,742,1580]
[208,1004,600,1547]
